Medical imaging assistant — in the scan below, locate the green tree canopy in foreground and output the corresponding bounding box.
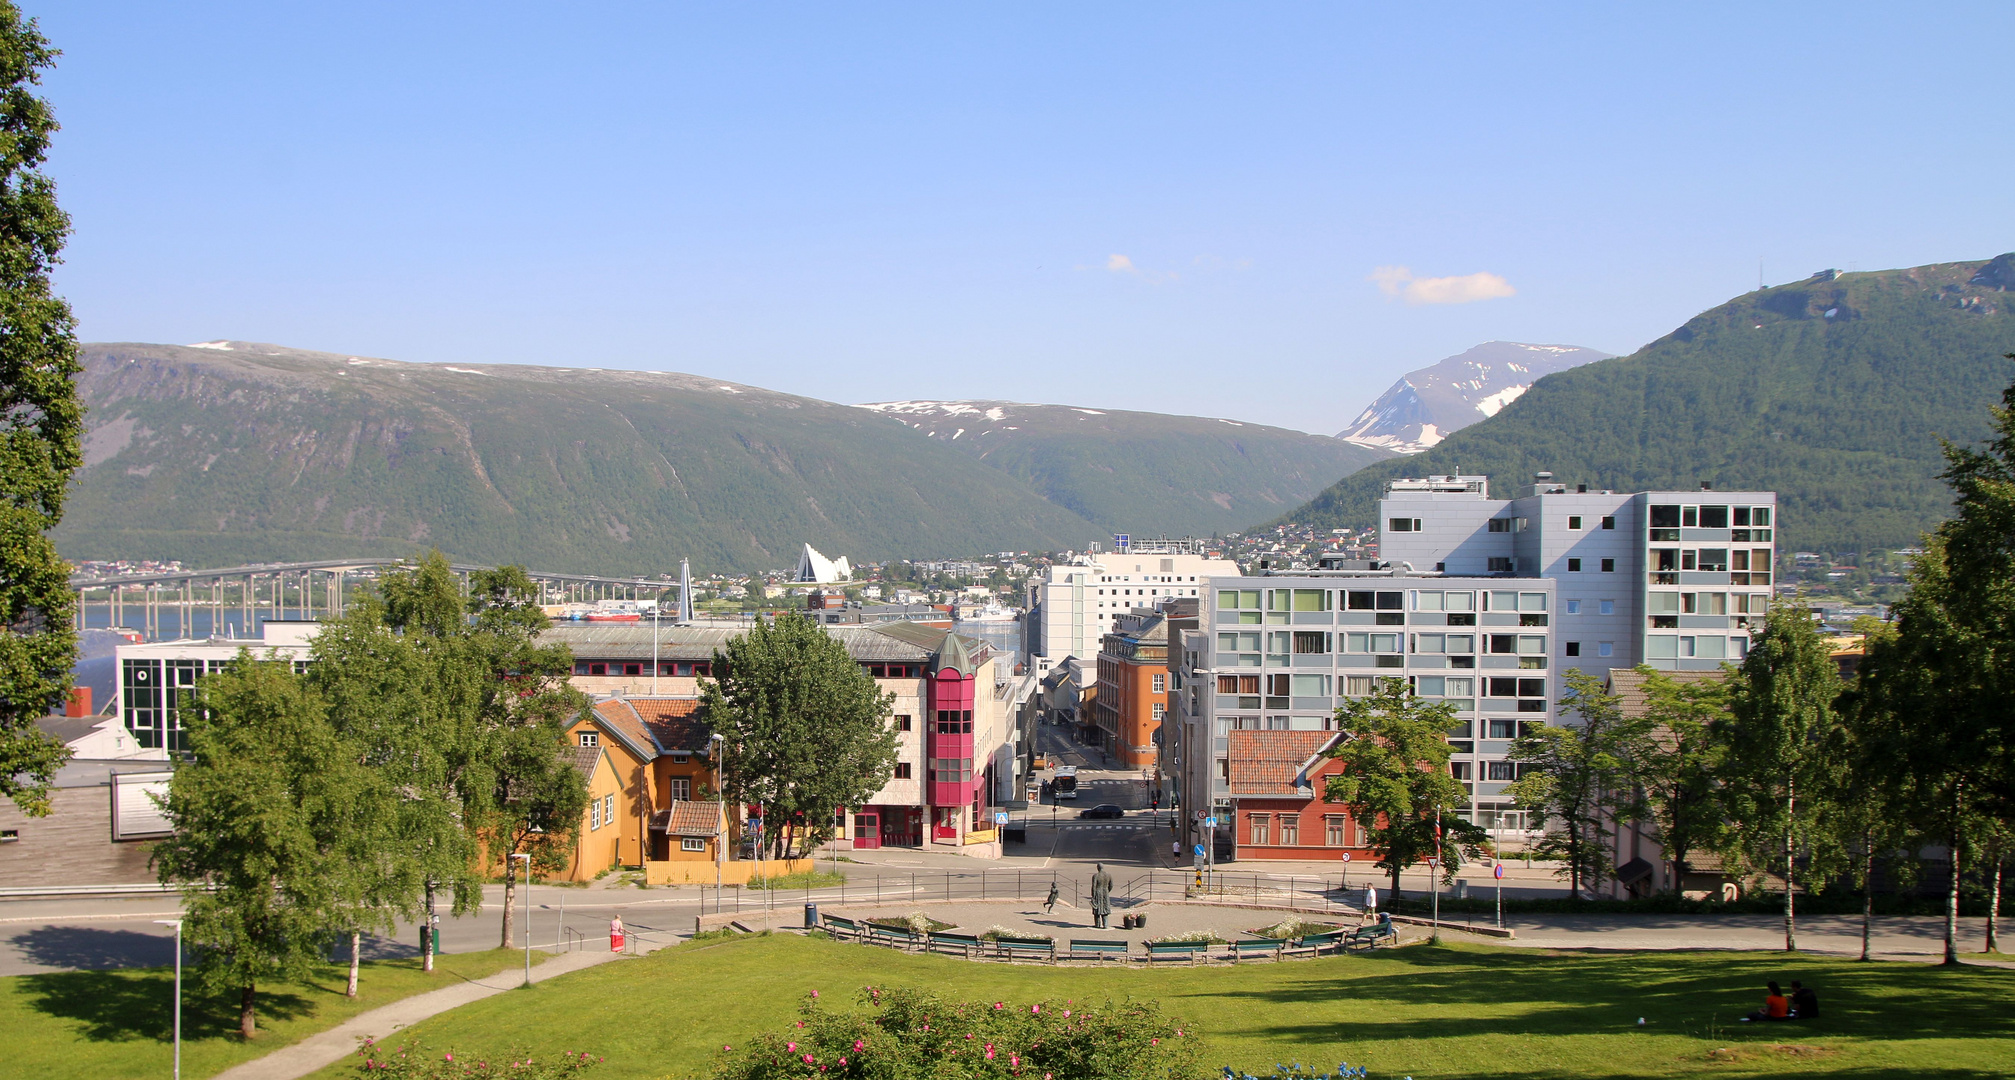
[1509,670,1654,899]
[154,654,375,1038]
[0,3,79,816]
[703,612,899,859]
[1322,677,1483,897]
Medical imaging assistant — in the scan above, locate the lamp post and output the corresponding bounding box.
[510,852,532,986]
[712,732,725,907]
[155,919,182,1080]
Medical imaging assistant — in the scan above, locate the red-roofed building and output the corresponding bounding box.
[1225,730,1372,861]
[564,695,725,881]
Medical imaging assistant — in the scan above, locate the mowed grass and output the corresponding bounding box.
[302,934,2015,1079]
[0,948,544,1080]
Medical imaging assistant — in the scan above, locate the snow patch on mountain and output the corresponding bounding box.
[1336,341,1612,454]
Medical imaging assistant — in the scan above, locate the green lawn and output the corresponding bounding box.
[1,948,544,1080]
[298,934,2015,1079]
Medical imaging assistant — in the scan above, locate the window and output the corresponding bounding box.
[1567,558,1582,572]
[605,794,615,827]
[1488,557,1514,572]
[668,778,691,801]
[1699,506,1729,529]
[1683,506,1699,527]
[1488,634,1516,654]
[1290,674,1330,696]
[682,837,707,852]
[894,714,912,731]
[1152,702,1167,722]
[590,799,602,830]
[1487,761,1517,781]
[932,757,973,783]
[1449,761,1472,780]
[1598,641,1614,657]
[1565,599,1581,614]
[1291,631,1330,654]
[1344,676,1377,696]
[1325,815,1347,846]
[1292,589,1332,611]
[1599,600,1615,615]
[1250,814,1271,845]
[1601,516,1616,530]
[1568,516,1582,530]
[1697,549,1730,572]
[1151,673,1166,693]
[1600,558,1616,572]
[895,762,913,779]
[1279,815,1299,846]
[1565,641,1580,657]
[1488,718,1519,739]
[578,731,599,747]
[1388,517,1420,532]
[1487,518,1512,532]
[935,710,974,733]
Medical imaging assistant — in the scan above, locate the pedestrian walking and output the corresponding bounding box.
[1044,880,1059,914]
[1363,884,1378,923]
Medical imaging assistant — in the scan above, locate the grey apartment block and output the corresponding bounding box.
[1171,571,1554,834]
[1379,476,1778,682]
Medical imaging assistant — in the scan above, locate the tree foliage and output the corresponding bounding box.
[1322,677,1484,896]
[702,612,898,859]
[0,4,78,816]
[1508,670,1654,899]
[1720,602,1848,950]
[1630,667,1730,892]
[153,654,374,1038]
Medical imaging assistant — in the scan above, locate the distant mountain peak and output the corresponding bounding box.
[1337,341,1613,453]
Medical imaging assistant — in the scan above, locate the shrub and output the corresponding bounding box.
[977,925,1052,943]
[1146,929,1225,945]
[707,987,1199,1080]
[352,1038,602,1077]
[1248,917,1338,941]
[1223,1063,1371,1080]
[866,912,955,934]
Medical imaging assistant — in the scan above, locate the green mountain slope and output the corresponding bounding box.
[59,343,1113,574]
[1280,255,2015,554]
[857,399,1390,537]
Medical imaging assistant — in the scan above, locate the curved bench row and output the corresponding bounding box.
[815,915,1397,964]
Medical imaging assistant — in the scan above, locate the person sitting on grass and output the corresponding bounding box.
[1790,980,1819,1019]
[1744,981,1791,1021]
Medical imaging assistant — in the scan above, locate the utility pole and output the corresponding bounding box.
[510,853,532,986]
[155,920,182,1080]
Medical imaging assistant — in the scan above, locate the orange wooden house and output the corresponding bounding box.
[561,695,727,882]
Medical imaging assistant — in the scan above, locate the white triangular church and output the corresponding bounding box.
[793,543,853,584]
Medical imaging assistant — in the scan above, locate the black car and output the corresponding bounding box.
[1078,804,1126,820]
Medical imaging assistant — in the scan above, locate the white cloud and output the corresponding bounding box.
[1369,266,1517,305]
[1106,254,1136,273]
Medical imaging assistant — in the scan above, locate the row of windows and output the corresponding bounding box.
[934,709,974,733]
[1247,814,1360,847]
[930,757,973,783]
[572,660,928,679]
[1646,635,1751,660]
[589,792,616,830]
[1218,589,1548,615]
[1648,505,1771,530]
[1450,761,1528,781]
[1210,673,1545,701]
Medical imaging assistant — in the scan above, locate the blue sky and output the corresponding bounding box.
[39,2,2015,434]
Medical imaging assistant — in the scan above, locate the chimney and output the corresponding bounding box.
[65,686,91,718]
[1700,481,1712,491]
[1576,484,1587,493]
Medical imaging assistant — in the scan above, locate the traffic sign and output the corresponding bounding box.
[1193,844,1205,857]
[1204,816,1218,828]
[1340,852,1351,862]
[994,811,1010,825]
[1427,857,1439,868]
[1494,864,1506,880]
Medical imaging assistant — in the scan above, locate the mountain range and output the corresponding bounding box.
[1336,341,1613,452]
[1284,255,2015,554]
[56,343,1387,574]
[858,400,1387,536]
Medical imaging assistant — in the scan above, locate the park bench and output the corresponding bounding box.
[1146,940,1211,965]
[1345,922,1396,952]
[1290,930,1346,957]
[867,924,921,951]
[993,937,1055,963]
[1066,939,1132,963]
[1229,938,1283,962]
[820,915,859,942]
[929,932,983,958]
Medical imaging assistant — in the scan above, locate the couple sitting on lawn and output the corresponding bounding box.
[1745,980,1819,1021]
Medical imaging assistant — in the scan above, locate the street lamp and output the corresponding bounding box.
[712,732,726,905]
[154,919,182,1080]
[509,852,532,986]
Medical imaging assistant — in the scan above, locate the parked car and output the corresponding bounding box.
[1078,804,1125,820]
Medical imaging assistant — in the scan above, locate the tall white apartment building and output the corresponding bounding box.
[1168,568,1555,846]
[1377,475,1778,680]
[1028,538,1237,674]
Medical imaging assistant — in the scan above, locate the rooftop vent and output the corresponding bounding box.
[1535,471,1553,481]
[1700,481,1713,490]
[1576,484,1587,493]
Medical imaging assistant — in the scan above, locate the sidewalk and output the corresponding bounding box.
[212,940,666,1080]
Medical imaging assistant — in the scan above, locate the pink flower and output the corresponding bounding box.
[804,1054,816,1064]
[1031,1004,1041,1014]
[985,1043,996,1060]
[838,1058,847,1066]
[811,990,820,997]
[1152,1038,1160,1046]
[1011,1054,1020,1068]
[787,1043,798,1052]
[723,1045,733,1051]
[1063,1010,1071,1018]
[853,1040,864,1052]
[994,1002,1005,1010]
[966,1033,974,1040]
[444,1053,455,1062]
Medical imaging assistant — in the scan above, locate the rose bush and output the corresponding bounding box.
[706,986,1198,1080]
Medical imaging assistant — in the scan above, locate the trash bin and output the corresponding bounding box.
[805,902,820,929]
[1135,913,1147,929]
